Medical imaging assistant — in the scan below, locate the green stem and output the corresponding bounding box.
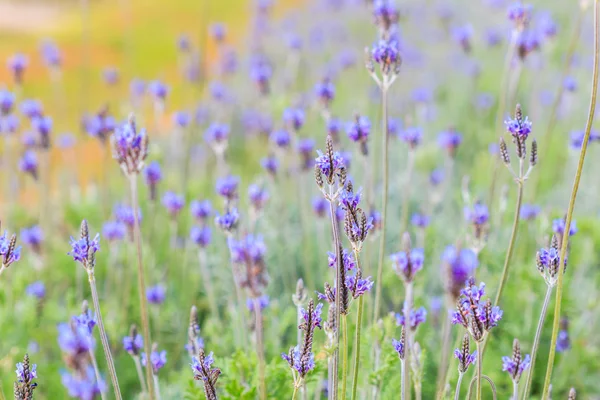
[88,271,123,400]
[254,298,267,400]
[512,380,518,400]
[476,342,482,400]
[129,175,156,400]
[292,384,299,400]
[88,349,108,400]
[402,282,413,400]
[341,315,348,400]
[153,374,161,400]
[522,285,553,398]
[400,360,406,400]
[134,355,148,394]
[351,296,364,400]
[454,373,464,400]
[373,82,389,325]
[493,180,523,307]
[435,305,453,399]
[543,4,599,397]
[327,189,342,400]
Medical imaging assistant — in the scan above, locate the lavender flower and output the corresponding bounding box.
[162,191,185,218]
[283,108,305,131]
[520,204,541,220]
[190,226,212,248]
[148,80,169,101]
[454,334,477,373]
[315,148,345,184]
[390,247,424,283]
[130,78,145,99]
[392,330,406,360]
[7,53,28,83]
[40,40,61,67]
[552,218,577,237]
[20,99,43,120]
[464,203,490,226]
[452,25,473,53]
[85,111,116,143]
[442,246,479,300]
[315,78,335,107]
[209,22,227,42]
[250,57,272,95]
[248,184,270,211]
[410,213,430,228]
[110,117,149,176]
[57,323,95,356]
[505,107,532,139]
[502,339,530,383]
[373,0,399,33]
[507,2,532,27]
[371,40,400,73]
[346,115,371,144]
[191,200,212,222]
[327,118,342,140]
[190,349,221,399]
[270,129,291,148]
[19,150,38,179]
[395,306,427,330]
[345,272,374,299]
[21,225,43,253]
[261,156,279,176]
[328,248,356,271]
[173,110,191,128]
[0,88,15,115]
[177,34,191,52]
[123,327,144,356]
[102,67,119,85]
[61,367,106,399]
[114,204,142,228]
[246,295,270,312]
[67,221,100,270]
[144,160,162,201]
[451,278,503,341]
[282,300,322,379]
[32,116,52,148]
[298,138,316,170]
[73,306,97,335]
[146,284,166,305]
[312,197,328,218]
[430,168,445,186]
[215,208,239,232]
[400,126,422,148]
[437,129,462,156]
[15,354,37,396]
[0,231,21,268]
[563,76,577,92]
[204,123,229,146]
[215,175,240,200]
[26,281,46,299]
[142,346,167,375]
[556,318,571,353]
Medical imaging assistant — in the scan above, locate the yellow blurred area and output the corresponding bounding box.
[0,0,303,206]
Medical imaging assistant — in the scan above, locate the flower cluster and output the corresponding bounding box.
[451,278,503,342]
[502,339,531,383]
[500,104,537,178]
[85,106,116,144]
[228,235,268,297]
[442,246,479,300]
[123,325,144,356]
[281,300,323,379]
[14,354,37,399]
[68,220,100,271]
[314,135,347,193]
[390,234,424,283]
[144,161,162,201]
[392,328,406,360]
[191,349,221,400]
[0,228,21,269]
[141,344,167,375]
[110,116,149,176]
[395,306,427,331]
[464,202,489,243]
[340,184,373,251]
[454,334,477,373]
[536,235,565,287]
[162,191,185,219]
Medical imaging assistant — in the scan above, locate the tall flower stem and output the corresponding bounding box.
[87,271,123,400]
[476,342,483,400]
[153,374,161,400]
[88,349,108,400]
[522,285,553,398]
[133,355,148,394]
[511,380,518,400]
[400,150,415,233]
[327,183,342,400]
[373,82,389,324]
[129,175,156,400]
[400,360,406,400]
[543,3,599,397]
[292,384,299,400]
[341,314,348,400]
[493,179,523,308]
[254,298,267,400]
[435,305,453,399]
[351,249,365,400]
[402,282,413,400]
[488,30,518,213]
[453,372,464,400]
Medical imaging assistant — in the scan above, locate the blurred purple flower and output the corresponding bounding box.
[173,111,191,128]
[209,23,227,42]
[102,221,127,242]
[215,175,239,200]
[190,226,212,248]
[61,367,106,399]
[283,108,305,131]
[162,191,185,218]
[146,284,166,305]
[102,67,119,85]
[19,150,39,179]
[520,204,541,220]
[141,349,167,374]
[40,39,61,67]
[395,306,427,330]
[26,281,46,299]
[248,184,270,211]
[7,53,28,83]
[148,80,169,101]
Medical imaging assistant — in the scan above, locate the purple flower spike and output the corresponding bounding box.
[0,232,21,268]
[123,333,144,356]
[26,281,46,299]
[21,225,43,252]
[261,156,279,176]
[190,226,212,248]
[345,273,374,298]
[173,110,191,128]
[215,208,239,232]
[451,278,502,341]
[246,295,270,312]
[464,203,489,226]
[507,2,532,26]
[505,114,532,139]
[7,53,28,83]
[312,197,327,218]
[372,40,400,68]
[191,200,212,222]
[162,191,185,218]
[328,248,356,271]
[144,161,162,201]
[390,248,424,282]
[111,118,149,175]
[40,39,62,67]
[437,129,463,155]
[146,284,166,305]
[61,367,106,399]
[141,348,167,375]
[396,306,427,330]
[102,221,127,242]
[204,123,229,145]
[552,218,577,237]
[315,79,335,107]
[401,126,422,148]
[114,204,142,228]
[346,116,371,143]
[520,204,540,220]
[215,175,240,200]
[0,89,15,115]
[283,108,305,131]
[502,339,530,383]
[68,233,100,266]
[20,99,43,120]
[248,184,270,211]
[148,80,169,101]
[209,22,227,42]
[411,213,430,228]
[392,337,405,360]
[454,336,477,373]
[270,129,291,148]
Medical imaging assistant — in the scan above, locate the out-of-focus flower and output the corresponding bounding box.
[215,175,239,200]
[7,53,28,83]
[191,200,212,222]
[40,39,61,68]
[209,23,227,42]
[102,221,127,242]
[190,226,212,248]
[396,306,427,330]
[442,246,479,300]
[146,284,166,305]
[21,226,43,253]
[452,25,473,53]
[148,80,169,102]
[26,281,46,299]
[438,129,463,156]
[520,204,541,220]
[19,150,39,179]
[61,367,106,399]
[248,184,270,211]
[283,108,305,131]
[103,67,119,85]
[110,117,149,176]
[215,208,239,232]
[270,129,291,148]
[162,191,185,218]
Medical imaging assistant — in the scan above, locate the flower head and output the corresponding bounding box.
[315,79,335,107]
[142,347,167,375]
[371,40,400,70]
[454,334,477,373]
[400,126,422,148]
[215,208,239,232]
[552,218,577,237]
[204,123,229,146]
[19,150,38,179]
[520,204,541,220]
[451,278,502,341]
[21,225,43,252]
[123,326,144,356]
[26,281,46,299]
[442,246,479,299]
[216,175,240,200]
[146,284,166,305]
[502,339,530,383]
[0,231,21,268]
[162,191,185,218]
[390,246,424,282]
[111,117,148,175]
[396,306,427,330]
[190,226,212,248]
[68,221,100,270]
[345,273,374,299]
[283,107,305,131]
[61,367,105,399]
[148,80,169,101]
[7,53,28,83]
[438,129,462,155]
[504,105,532,139]
[346,116,371,144]
[248,184,269,211]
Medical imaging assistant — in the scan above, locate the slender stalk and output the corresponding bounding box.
[153,374,161,400]
[351,296,364,400]
[328,190,342,400]
[493,180,523,307]
[543,3,599,397]
[476,342,483,400]
[373,82,389,324]
[512,380,518,400]
[341,314,348,400]
[402,282,413,400]
[454,373,464,400]
[292,384,299,400]
[522,285,553,398]
[88,271,123,400]
[88,349,108,400]
[400,360,406,400]
[435,305,453,398]
[133,355,148,394]
[254,298,267,400]
[400,150,415,233]
[129,175,156,400]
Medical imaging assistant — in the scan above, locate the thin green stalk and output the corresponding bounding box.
[292,384,299,400]
[327,190,342,400]
[153,374,161,400]
[134,355,148,394]
[522,285,553,398]
[88,349,108,400]
[341,314,348,400]
[88,271,122,400]
[351,296,364,400]
[543,4,599,396]
[493,180,523,307]
[373,82,389,325]
[402,282,413,400]
[254,298,267,400]
[454,372,464,400]
[476,342,483,400]
[512,380,518,400]
[129,175,156,400]
[435,305,453,399]
[400,360,405,400]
